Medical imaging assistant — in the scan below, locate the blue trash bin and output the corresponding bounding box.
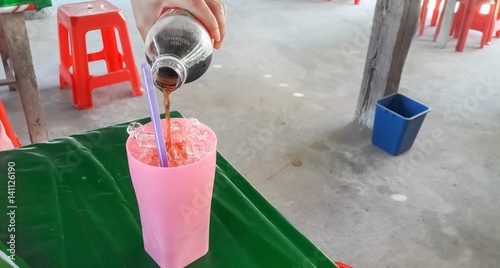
[372,93,431,156]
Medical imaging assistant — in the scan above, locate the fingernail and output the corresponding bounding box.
[213,30,221,42]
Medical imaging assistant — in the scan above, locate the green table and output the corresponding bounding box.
[0,112,337,268]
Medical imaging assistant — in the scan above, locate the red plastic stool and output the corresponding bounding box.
[57,1,143,109]
[0,99,22,148]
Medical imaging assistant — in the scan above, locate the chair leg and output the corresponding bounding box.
[480,32,488,48]
[431,0,444,26]
[456,1,476,51]
[70,29,93,109]
[486,1,500,43]
[58,23,70,89]
[419,0,430,35]
[480,13,491,48]
[101,27,122,72]
[452,3,466,38]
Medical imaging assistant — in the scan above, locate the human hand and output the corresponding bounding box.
[131,0,227,49]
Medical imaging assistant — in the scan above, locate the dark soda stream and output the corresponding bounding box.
[154,68,186,167]
[153,67,179,147]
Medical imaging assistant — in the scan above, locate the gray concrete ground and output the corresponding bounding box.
[1,0,499,267]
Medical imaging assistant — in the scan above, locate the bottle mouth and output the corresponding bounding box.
[151,56,187,90]
[155,67,180,91]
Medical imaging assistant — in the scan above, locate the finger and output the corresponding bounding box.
[214,40,221,49]
[131,0,164,41]
[178,0,221,42]
[206,0,226,48]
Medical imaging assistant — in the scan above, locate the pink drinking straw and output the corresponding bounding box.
[141,63,169,167]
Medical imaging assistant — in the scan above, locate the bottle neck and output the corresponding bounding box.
[151,55,187,90]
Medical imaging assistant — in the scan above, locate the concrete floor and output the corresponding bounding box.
[1,0,500,267]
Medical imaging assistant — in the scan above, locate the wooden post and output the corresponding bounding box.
[354,0,421,128]
[1,13,48,143]
[0,15,16,90]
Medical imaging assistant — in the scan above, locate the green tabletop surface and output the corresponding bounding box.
[0,111,337,268]
[0,0,51,9]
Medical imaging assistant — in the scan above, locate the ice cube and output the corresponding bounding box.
[149,153,160,167]
[135,132,157,148]
[170,121,185,144]
[127,122,143,135]
[128,122,157,148]
[183,143,195,165]
[171,121,182,132]
[132,147,153,164]
[198,130,209,141]
[191,140,207,160]
[185,118,200,127]
[186,125,203,141]
[167,143,182,167]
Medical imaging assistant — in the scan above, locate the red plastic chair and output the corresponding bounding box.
[57,1,143,109]
[433,0,498,50]
[0,99,22,148]
[454,0,498,51]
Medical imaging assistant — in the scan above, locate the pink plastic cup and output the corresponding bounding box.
[126,118,217,268]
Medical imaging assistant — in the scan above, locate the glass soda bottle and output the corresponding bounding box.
[145,8,213,91]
